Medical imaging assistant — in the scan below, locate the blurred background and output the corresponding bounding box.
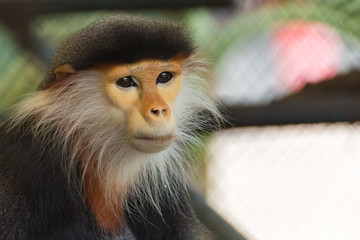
[1,0,360,239]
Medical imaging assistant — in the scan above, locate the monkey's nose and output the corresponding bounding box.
[145,103,171,123]
[141,92,171,123]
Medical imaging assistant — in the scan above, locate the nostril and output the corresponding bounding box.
[151,108,167,117]
[151,109,160,116]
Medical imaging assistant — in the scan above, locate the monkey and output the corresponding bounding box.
[0,15,220,240]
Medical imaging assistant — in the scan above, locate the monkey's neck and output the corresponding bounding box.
[83,170,124,234]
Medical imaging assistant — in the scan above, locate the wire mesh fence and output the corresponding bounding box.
[1,0,360,239]
[207,123,360,240]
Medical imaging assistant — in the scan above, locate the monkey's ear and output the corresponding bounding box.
[54,64,77,81]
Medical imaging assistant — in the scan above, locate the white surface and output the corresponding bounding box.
[206,123,360,240]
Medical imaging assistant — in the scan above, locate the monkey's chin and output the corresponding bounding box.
[130,135,175,153]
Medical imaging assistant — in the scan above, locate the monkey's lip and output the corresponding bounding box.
[133,135,175,143]
[131,134,176,153]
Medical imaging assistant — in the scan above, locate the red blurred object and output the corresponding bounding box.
[272,21,341,92]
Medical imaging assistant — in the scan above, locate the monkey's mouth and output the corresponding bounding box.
[131,135,175,153]
[134,135,175,142]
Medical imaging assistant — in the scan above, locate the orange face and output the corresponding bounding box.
[101,58,184,153]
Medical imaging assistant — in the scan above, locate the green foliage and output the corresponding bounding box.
[0,24,41,111]
[314,0,360,40]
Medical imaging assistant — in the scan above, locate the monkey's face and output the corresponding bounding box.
[102,58,183,153]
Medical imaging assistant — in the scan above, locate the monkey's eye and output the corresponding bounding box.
[156,72,173,84]
[116,76,137,88]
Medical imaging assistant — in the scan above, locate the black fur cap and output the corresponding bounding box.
[41,15,195,88]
